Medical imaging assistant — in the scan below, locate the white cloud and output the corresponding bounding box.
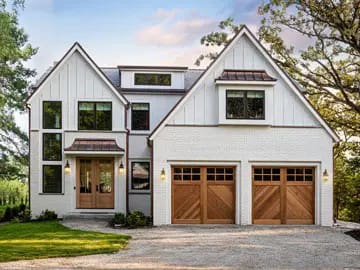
[152,8,179,20]
[136,11,216,47]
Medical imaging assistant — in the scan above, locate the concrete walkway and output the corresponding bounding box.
[1,220,359,270]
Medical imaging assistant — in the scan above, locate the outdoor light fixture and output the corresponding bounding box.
[119,160,125,175]
[160,168,166,180]
[64,160,71,175]
[323,169,329,182]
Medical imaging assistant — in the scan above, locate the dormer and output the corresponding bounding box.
[118,65,188,90]
[216,69,277,126]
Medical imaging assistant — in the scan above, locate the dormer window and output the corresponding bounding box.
[226,90,265,120]
[134,73,171,86]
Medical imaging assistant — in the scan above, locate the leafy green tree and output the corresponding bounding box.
[0,0,37,180]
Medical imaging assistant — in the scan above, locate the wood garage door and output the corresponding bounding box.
[252,167,315,225]
[172,166,235,224]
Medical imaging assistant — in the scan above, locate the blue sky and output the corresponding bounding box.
[16,0,264,130]
[19,0,263,74]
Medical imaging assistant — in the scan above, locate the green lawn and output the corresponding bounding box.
[0,220,130,262]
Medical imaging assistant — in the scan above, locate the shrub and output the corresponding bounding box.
[0,204,29,222]
[37,210,57,221]
[110,212,126,226]
[126,211,148,228]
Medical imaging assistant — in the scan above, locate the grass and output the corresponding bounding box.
[0,220,130,262]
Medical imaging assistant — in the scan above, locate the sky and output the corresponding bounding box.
[15,0,264,130]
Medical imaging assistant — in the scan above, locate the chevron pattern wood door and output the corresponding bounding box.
[252,167,314,225]
[172,166,235,224]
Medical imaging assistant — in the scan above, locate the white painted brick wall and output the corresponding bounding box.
[153,126,334,226]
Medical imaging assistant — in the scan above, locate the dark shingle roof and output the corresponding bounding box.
[216,69,277,82]
[64,139,124,152]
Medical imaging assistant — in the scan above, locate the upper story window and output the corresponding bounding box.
[43,101,62,129]
[134,73,171,86]
[78,102,112,130]
[43,133,62,161]
[226,90,265,120]
[131,103,149,130]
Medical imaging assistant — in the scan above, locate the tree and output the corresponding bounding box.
[0,0,37,180]
[257,0,359,137]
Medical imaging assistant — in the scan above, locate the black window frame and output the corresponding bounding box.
[226,90,265,120]
[42,133,62,161]
[43,101,62,129]
[131,103,150,131]
[131,161,150,190]
[134,73,171,86]
[42,165,62,194]
[78,101,112,131]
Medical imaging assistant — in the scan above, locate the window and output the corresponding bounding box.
[287,167,314,182]
[131,162,150,190]
[43,133,62,161]
[173,167,201,181]
[134,73,171,86]
[253,167,280,181]
[78,102,112,130]
[131,103,150,130]
[43,101,61,129]
[207,167,234,181]
[226,90,264,119]
[43,165,62,193]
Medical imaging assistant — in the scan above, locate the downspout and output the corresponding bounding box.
[26,104,31,211]
[147,138,153,219]
[125,104,130,214]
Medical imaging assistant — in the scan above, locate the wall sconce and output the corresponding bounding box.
[64,160,71,175]
[160,168,166,180]
[119,160,125,175]
[323,169,329,182]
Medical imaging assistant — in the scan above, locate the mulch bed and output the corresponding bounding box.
[345,229,360,241]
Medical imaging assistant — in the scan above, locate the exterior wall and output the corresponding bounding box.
[125,93,182,215]
[153,126,333,226]
[29,51,127,217]
[169,35,319,127]
[121,70,185,89]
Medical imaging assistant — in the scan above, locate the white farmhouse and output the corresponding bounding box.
[26,26,339,226]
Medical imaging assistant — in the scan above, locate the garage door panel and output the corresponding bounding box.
[207,185,234,222]
[253,186,281,223]
[287,186,314,222]
[173,185,201,223]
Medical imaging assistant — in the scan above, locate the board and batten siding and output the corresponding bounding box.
[29,50,127,217]
[169,35,319,127]
[30,51,126,131]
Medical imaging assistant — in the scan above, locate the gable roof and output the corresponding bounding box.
[149,25,339,142]
[26,42,128,105]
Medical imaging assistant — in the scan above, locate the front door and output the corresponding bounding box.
[76,158,114,209]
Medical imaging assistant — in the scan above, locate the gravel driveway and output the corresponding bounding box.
[1,220,359,270]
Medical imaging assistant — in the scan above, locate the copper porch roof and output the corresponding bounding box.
[216,69,277,82]
[64,139,124,152]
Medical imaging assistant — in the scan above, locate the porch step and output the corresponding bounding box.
[63,212,114,221]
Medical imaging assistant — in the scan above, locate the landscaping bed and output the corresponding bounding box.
[0,220,130,262]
